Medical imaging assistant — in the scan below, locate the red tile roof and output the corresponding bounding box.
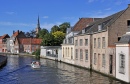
[72,18,95,31]
[18,38,42,45]
[0,34,10,39]
[12,31,19,37]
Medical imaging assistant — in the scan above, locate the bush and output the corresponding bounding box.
[32,49,40,59]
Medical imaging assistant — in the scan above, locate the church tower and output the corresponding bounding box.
[35,15,41,34]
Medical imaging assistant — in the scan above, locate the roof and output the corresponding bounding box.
[12,31,19,37]
[18,38,42,45]
[12,30,25,38]
[0,34,10,39]
[84,10,125,34]
[117,32,130,44]
[72,18,101,32]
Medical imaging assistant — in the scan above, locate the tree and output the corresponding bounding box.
[30,29,36,38]
[41,33,55,46]
[59,22,70,33]
[25,29,36,38]
[50,25,60,33]
[52,31,65,46]
[37,28,49,39]
[25,32,31,37]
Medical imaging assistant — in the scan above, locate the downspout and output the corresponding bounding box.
[90,34,93,70]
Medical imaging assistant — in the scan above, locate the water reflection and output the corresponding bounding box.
[0,55,124,84]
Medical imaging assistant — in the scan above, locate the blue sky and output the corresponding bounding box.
[0,0,130,36]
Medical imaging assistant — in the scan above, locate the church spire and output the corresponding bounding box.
[37,15,40,28]
[36,15,41,34]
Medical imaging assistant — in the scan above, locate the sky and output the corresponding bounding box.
[0,0,130,36]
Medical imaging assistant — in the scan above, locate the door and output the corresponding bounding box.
[109,55,113,74]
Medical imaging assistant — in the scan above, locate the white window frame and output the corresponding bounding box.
[102,37,105,48]
[80,49,83,60]
[94,38,96,48]
[75,49,78,59]
[119,53,125,74]
[85,50,88,60]
[80,39,83,46]
[94,53,96,65]
[102,54,105,67]
[85,39,88,46]
[98,38,100,48]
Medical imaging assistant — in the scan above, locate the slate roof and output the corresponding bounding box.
[83,10,125,34]
[72,18,101,32]
[18,38,42,45]
[117,33,130,44]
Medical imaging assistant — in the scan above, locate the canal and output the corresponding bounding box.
[0,55,124,84]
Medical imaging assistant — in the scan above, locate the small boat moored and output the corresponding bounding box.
[31,61,41,68]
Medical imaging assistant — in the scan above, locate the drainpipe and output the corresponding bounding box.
[90,34,93,71]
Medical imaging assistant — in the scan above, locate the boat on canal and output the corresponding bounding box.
[31,61,40,68]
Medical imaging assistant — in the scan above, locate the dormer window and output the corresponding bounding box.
[98,24,102,31]
[82,29,85,34]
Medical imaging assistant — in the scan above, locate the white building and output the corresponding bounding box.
[116,31,130,83]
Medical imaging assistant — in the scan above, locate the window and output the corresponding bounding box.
[119,54,125,74]
[80,49,83,60]
[80,39,83,46]
[85,50,88,60]
[94,38,96,48]
[118,37,121,41]
[98,38,100,48]
[66,48,67,57]
[68,48,69,57]
[63,47,64,58]
[94,53,96,65]
[102,37,105,48]
[98,24,102,31]
[85,39,88,46]
[127,20,130,26]
[102,54,105,67]
[71,48,73,59]
[75,40,78,46]
[75,49,78,59]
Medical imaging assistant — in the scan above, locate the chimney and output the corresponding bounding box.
[18,30,19,33]
[128,4,130,7]
[13,30,15,34]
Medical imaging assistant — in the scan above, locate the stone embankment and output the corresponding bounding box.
[0,55,7,68]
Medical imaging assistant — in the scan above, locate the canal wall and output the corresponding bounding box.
[0,55,7,68]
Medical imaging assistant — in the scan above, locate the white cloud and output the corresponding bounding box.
[5,12,15,15]
[40,22,62,31]
[0,21,35,27]
[105,8,111,11]
[42,16,49,19]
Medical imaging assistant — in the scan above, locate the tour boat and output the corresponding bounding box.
[31,61,40,68]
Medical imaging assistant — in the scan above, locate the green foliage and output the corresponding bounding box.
[52,31,65,46]
[37,28,49,39]
[50,25,60,33]
[41,33,55,46]
[32,49,40,59]
[59,22,70,33]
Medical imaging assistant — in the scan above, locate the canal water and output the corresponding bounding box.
[0,55,124,84]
